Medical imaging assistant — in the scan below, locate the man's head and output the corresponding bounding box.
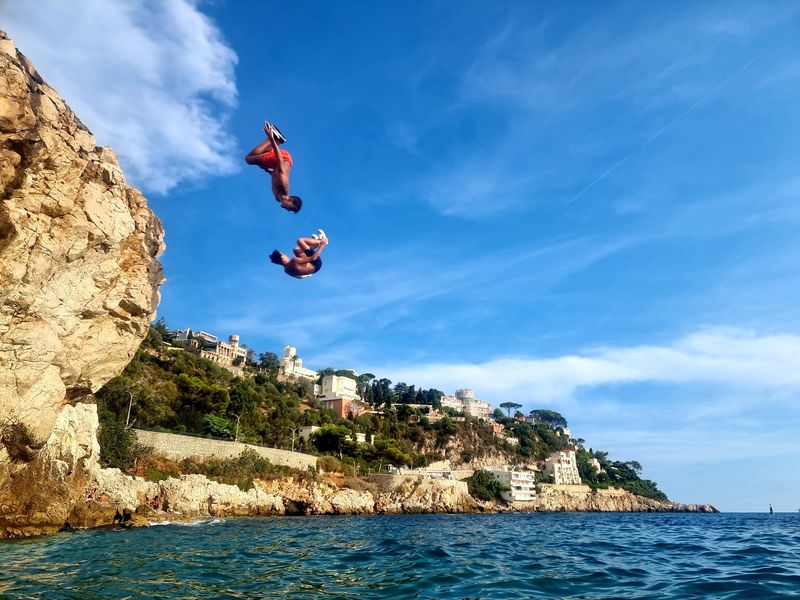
[280,195,302,213]
[269,250,287,265]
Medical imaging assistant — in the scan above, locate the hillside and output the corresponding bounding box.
[94,323,667,501]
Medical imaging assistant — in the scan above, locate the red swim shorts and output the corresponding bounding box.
[255,149,293,170]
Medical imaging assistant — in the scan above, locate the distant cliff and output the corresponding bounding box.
[533,484,718,513]
[0,30,164,537]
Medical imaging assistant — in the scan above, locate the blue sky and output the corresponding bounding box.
[4,1,800,511]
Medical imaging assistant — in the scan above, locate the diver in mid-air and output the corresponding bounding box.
[245,120,302,213]
[269,230,329,279]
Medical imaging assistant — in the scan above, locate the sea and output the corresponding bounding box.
[1,513,798,599]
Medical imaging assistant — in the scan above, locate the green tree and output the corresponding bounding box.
[258,352,280,372]
[203,413,236,438]
[500,402,522,417]
[466,470,509,502]
[529,409,568,429]
[311,424,354,456]
[357,373,375,401]
[97,418,146,470]
[151,317,170,339]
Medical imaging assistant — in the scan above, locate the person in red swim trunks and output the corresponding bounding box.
[245,121,302,213]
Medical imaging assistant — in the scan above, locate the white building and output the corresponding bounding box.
[317,374,365,419]
[200,334,249,367]
[544,450,582,485]
[319,375,359,401]
[170,327,219,346]
[171,328,250,370]
[440,388,493,420]
[487,467,537,502]
[277,346,318,382]
[588,457,605,475]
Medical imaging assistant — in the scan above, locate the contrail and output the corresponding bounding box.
[566,55,760,205]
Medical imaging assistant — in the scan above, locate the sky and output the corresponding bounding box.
[3,0,800,512]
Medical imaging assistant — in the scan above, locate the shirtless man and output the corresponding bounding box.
[245,121,302,213]
[270,230,328,279]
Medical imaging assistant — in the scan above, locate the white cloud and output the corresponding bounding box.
[378,328,800,407]
[1,0,238,193]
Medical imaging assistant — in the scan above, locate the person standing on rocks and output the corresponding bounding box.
[245,120,302,213]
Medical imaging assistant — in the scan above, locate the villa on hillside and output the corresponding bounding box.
[170,328,252,374]
[317,374,365,419]
[588,457,605,475]
[277,345,318,383]
[441,388,493,420]
[544,449,582,485]
[487,467,537,502]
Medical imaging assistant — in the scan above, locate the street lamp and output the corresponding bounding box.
[286,427,300,452]
[125,390,134,429]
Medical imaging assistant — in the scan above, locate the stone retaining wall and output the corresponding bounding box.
[134,430,317,471]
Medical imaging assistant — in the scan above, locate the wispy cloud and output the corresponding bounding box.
[378,328,800,407]
[396,3,800,218]
[1,0,238,193]
[211,233,633,359]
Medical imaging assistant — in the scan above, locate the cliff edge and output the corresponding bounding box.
[0,31,164,536]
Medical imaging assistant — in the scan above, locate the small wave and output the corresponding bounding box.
[148,517,225,527]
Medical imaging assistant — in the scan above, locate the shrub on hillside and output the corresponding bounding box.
[317,455,355,476]
[178,448,295,491]
[466,469,509,502]
[98,418,150,471]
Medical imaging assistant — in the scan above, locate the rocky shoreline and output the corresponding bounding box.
[0,403,716,538]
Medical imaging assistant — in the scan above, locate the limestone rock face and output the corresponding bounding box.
[0,31,164,537]
[533,484,719,513]
[0,30,164,444]
[373,475,478,514]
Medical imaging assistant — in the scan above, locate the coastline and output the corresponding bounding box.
[1,403,717,539]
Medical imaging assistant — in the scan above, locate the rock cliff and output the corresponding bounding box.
[0,31,164,536]
[533,484,718,513]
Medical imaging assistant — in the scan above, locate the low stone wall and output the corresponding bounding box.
[367,473,470,496]
[134,430,317,471]
[542,483,593,493]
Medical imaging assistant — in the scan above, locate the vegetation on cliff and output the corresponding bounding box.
[466,470,510,502]
[93,322,667,500]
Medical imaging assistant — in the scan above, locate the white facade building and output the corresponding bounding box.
[278,346,318,382]
[587,457,605,475]
[171,328,250,370]
[319,375,360,401]
[544,450,582,485]
[487,467,537,502]
[200,334,248,367]
[440,388,493,420]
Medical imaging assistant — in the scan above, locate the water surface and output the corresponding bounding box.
[1,513,799,598]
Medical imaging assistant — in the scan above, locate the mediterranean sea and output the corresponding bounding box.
[1,513,798,599]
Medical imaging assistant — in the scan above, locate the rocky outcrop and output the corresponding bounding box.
[0,31,164,537]
[0,31,164,442]
[532,484,718,513]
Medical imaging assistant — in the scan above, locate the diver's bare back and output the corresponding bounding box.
[271,165,290,200]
